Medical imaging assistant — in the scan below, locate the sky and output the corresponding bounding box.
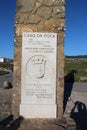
[0,0,87,59]
[65,0,87,56]
[0,0,16,59]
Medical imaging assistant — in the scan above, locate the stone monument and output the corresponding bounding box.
[12,0,65,119]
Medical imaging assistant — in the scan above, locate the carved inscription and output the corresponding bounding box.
[21,32,57,104]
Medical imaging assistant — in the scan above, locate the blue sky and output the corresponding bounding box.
[65,0,87,56]
[0,0,16,59]
[0,0,87,59]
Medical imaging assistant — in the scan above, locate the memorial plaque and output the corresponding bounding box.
[20,32,57,118]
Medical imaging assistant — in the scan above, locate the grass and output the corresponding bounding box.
[0,71,9,76]
[0,60,87,81]
[0,62,13,76]
[65,59,87,82]
[0,62,13,69]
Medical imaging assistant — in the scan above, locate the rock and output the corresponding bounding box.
[17,0,36,12]
[79,77,87,82]
[28,14,41,24]
[36,6,52,19]
[3,81,13,89]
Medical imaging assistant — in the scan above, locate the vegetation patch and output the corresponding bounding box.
[0,71,9,76]
[0,62,13,75]
[0,62,13,69]
[65,59,87,82]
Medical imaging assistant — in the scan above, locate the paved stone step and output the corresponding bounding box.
[18,119,65,130]
[0,117,76,130]
[18,118,76,130]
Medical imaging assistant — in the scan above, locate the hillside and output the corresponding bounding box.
[65,55,87,58]
[65,56,87,82]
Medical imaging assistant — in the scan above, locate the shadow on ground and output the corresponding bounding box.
[63,70,87,130]
[70,101,87,130]
[63,70,76,112]
[0,115,24,130]
[0,116,70,130]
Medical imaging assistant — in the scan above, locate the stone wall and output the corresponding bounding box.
[12,0,65,119]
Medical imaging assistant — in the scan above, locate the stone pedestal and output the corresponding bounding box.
[12,0,65,119]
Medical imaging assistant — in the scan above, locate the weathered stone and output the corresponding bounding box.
[13,88,21,95]
[58,45,64,60]
[17,0,36,12]
[13,94,21,105]
[54,0,65,5]
[28,14,41,24]
[79,77,87,82]
[14,66,21,78]
[15,14,30,24]
[14,47,21,61]
[43,0,54,6]
[37,0,43,3]
[53,6,65,17]
[12,105,19,119]
[37,21,44,31]
[32,1,42,14]
[43,0,65,6]
[13,0,65,120]
[16,13,41,24]
[17,119,66,130]
[13,75,21,85]
[14,47,21,78]
[36,1,42,8]
[15,24,37,36]
[37,6,52,19]
[57,32,64,45]
[44,18,65,31]
[3,81,12,89]
[14,37,22,47]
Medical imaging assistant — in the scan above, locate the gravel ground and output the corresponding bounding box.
[0,72,13,120]
[0,72,13,88]
[0,80,87,120]
[0,87,12,121]
[0,77,87,129]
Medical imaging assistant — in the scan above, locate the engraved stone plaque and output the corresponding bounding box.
[20,32,57,118]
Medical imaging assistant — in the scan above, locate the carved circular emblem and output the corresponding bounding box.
[26,55,47,80]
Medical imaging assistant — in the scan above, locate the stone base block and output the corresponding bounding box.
[20,104,57,118]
